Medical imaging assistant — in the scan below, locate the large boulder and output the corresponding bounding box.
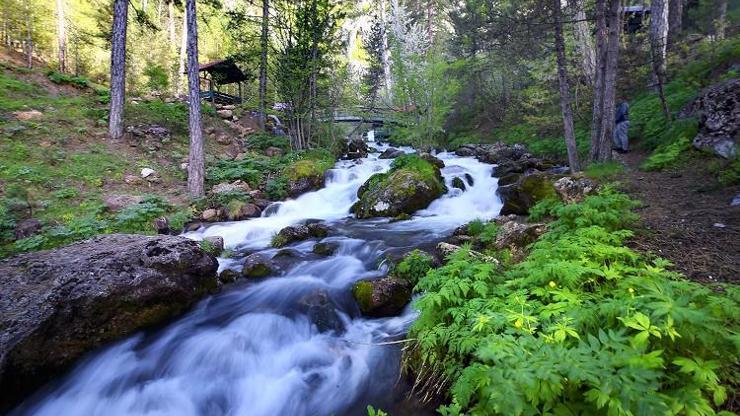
[681,78,739,159]
[344,136,369,160]
[494,219,547,253]
[553,176,597,204]
[352,277,411,317]
[287,175,324,197]
[497,172,560,215]
[241,252,278,278]
[379,147,405,159]
[0,234,218,410]
[353,155,447,219]
[272,223,330,247]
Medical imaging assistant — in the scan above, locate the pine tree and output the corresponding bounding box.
[186,0,204,197]
[108,0,128,139]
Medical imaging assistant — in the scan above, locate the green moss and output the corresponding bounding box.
[198,240,222,256]
[270,232,289,248]
[284,149,335,181]
[352,280,375,312]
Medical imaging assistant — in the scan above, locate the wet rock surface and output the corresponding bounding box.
[0,234,218,410]
[681,78,739,159]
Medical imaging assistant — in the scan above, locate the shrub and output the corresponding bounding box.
[206,160,263,186]
[265,176,289,200]
[48,71,89,88]
[143,64,169,92]
[392,249,434,285]
[246,132,290,151]
[408,190,738,415]
[114,195,171,233]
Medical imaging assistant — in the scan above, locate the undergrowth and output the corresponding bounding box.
[407,189,739,416]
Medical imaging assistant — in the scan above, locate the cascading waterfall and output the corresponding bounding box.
[13,143,502,416]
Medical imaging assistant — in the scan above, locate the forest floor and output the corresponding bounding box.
[617,146,740,285]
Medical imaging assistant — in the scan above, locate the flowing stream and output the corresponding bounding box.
[14,144,502,416]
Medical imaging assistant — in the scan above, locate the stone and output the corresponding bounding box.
[419,152,445,169]
[218,269,239,284]
[225,202,261,221]
[379,147,404,159]
[313,241,339,256]
[214,133,232,145]
[264,146,284,157]
[464,173,475,186]
[153,217,171,235]
[241,253,276,278]
[452,176,466,191]
[202,208,219,221]
[217,109,233,119]
[13,219,42,240]
[203,236,225,255]
[272,223,330,248]
[0,234,218,410]
[13,110,43,121]
[288,175,324,198]
[352,277,411,317]
[140,167,156,178]
[103,194,144,212]
[345,136,369,160]
[681,78,739,159]
[211,180,251,194]
[494,220,547,252]
[124,174,143,185]
[553,176,596,204]
[353,161,447,219]
[299,290,343,333]
[455,146,476,157]
[497,172,560,216]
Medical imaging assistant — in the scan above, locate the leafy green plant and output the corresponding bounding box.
[142,64,169,92]
[114,195,171,233]
[246,132,290,151]
[477,222,499,245]
[366,405,388,416]
[392,249,434,285]
[266,176,289,200]
[585,161,625,180]
[47,71,89,88]
[407,190,739,415]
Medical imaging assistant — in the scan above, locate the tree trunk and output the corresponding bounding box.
[25,2,33,69]
[177,9,188,96]
[56,0,67,73]
[380,0,392,100]
[167,1,176,45]
[108,0,128,140]
[668,0,682,48]
[258,0,269,130]
[186,0,204,198]
[570,0,596,85]
[589,0,607,161]
[554,0,581,173]
[714,0,727,40]
[649,0,671,119]
[597,0,622,161]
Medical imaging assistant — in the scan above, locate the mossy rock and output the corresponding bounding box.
[313,241,338,256]
[353,155,447,219]
[452,176,466,191]
[351,277,411,317]
[241,253,275,278]
[498,172,560,215]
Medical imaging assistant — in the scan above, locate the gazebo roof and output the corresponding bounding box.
[198,59,248,84]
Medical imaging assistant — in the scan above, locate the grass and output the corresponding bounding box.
[584,161,626,180]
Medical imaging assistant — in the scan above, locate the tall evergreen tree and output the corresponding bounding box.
[108,0,128,139]
[186,0,204,197]
[553,0,580,173]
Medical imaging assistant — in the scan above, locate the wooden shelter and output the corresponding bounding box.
[197,59,248,105]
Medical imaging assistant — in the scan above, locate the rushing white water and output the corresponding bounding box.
[14,144,502,416]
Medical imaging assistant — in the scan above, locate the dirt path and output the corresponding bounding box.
[617,149,739,284]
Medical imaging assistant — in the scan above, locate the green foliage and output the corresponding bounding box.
[366,405,388,416]
[0,205,16,242]
[641,137,693,171]
[283,149,335,181]
[477,222,499,245]
[266,176,289,200]
[466,219,485,236]
[584,162,625,180]
[126,101,189,133]
[114,195,171,233]
[207,160,264,186]
[409,189,738,415]
[393,249,434,286]
[142,64,169,92]
[47,71,90,88]
[199,239,222,256]
[246,132,290,151]
[708,158,740,186]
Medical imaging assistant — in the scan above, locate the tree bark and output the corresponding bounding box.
[570,0,596,85]
[668,0,682,48]
[24,2,33,69]
[598,0,622,161]
[554,0,581,173]
[589,0,607,161]
[177,8,188,96]
[109,0,128,140]
[649,0,670,119]
[714,0,727,40]
[56,0,67,73]
[380,0,392,100]
[186,0,205,198]
[258,0,269,130]
[167,1,176,45]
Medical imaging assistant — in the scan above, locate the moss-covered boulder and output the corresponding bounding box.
[271,223,330,248]
[353,154,447,219]
[497,172,560,215]
[351,277,411,317]
[284,150,336,197]
[452,176,466,191]
[241,252,277,278]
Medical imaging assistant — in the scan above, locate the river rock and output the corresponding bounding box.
[272,223,330,248]
[379,147,404,159]
[454,145,476,157]
[225,201,261,221]
[212,180,251,194]
[241,252,277,278]
[352,277,411,317]
[313,241,339,256]
[104,194,144,212]
[353,159,447,219]
[265,146,284,157]
[299,290,343,333]
[497,172,560,215]
[553,176,596,204]
[288,175,324,197]
[0,234,218,410]
[494,220,547,253]
[344,137,368,160]
[420,152,445,169]
[217,109,234,119]
[202,236,225,255]
[452,176,466,191]
[681,78,739,159]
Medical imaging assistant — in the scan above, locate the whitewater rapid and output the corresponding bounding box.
[14,145,502,416]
